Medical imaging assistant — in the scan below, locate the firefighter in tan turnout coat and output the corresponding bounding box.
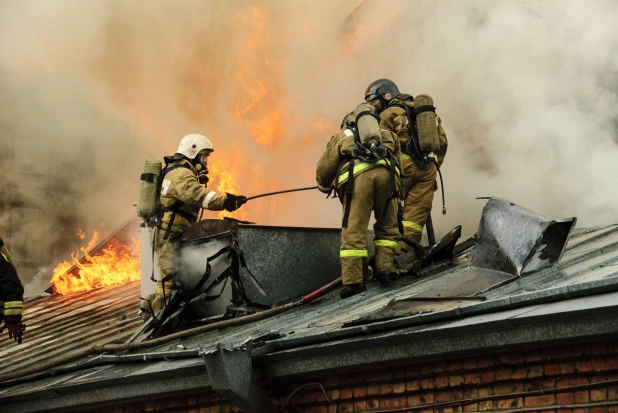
[365,79,448,253]
[317,107,403,299]
[140,134,247,317]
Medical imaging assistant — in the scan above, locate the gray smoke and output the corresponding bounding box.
[2,0,618,292]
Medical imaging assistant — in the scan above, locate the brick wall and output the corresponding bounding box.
[88,339,618,413]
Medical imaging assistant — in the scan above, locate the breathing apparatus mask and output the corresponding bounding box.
[192,151,210,185]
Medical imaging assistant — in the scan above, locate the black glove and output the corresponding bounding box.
[223,193,248,212]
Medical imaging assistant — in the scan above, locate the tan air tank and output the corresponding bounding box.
[353,102,382,147]
[137,158,162,220]
[415,94,440,153]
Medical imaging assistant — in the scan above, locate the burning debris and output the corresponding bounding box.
[51,228,141,295]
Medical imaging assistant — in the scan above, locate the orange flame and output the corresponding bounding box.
[51,230,141,295]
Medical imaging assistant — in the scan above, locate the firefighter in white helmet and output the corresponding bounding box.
[139,134,247,317]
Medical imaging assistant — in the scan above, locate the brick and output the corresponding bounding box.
[512,367,527,380]
[450,376,465,387]
[421,364,433,375]
[556,392,575,405]
[594,359,611,372]
[210,406,221,413]
[406,380,420,391]
[481,372,495,383]
[495,369,511,381]
[393,382,406,394]
[339,374,357,385]
[435,362,448,373]
[353,401,367,411]
[353,387,366,398]
[509,353,524,365]
[463,358,478,370]
[379,383,394,395]
[479,387,492,398]
[574,391,589,403]
[393,368,406,379]
[478,357,493,369]
[338,402,353,412]
[341,388,353,399]
[590,375,608,384]
[187,397,197,406]
[436,391,452,403]
[591,388,608,401]
[591,342,609,355]
[316,391,328,402]
[366,399,379,409]
[324,376,339,387]
[574,344,592,357]
[436,376,449,388]
[420,379,435,389]
[544,363,560,376]
[609,386,618,400]
[609,408,618,413]
[306,407,328,413]
[524,394,555,407]
[463,403,479,412]
[591,408,605,413]
[464,374,481,385]
[154,401,166,411]
[366,371,392,382]
[449,360,464,371]
[557,377,588,387]
[495,397,524,409]
[495,383,515,395]
[575,360,593,373]
[367,386,379,396]
[525,352,543,363]
[528,365,543,378]
[610,357,618,370]
[560,362,575,374]
[498,354,510,364]
[479,400,493,411]
[330,389,340,400]
[405,365,421,377]
[300,391,318,404]
[464,388,479,399]
[407,394,424,406]
[552,346,574,359]
[199,408,210,413]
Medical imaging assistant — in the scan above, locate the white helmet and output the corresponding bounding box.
[175,134,214,159]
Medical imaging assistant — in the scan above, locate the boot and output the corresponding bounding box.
[340,283,367,299]
[376,270,400,285]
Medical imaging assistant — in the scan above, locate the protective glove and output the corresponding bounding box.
[223,193,248,212]
[1,321,25,344]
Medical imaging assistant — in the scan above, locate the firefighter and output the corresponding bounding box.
[140,134,247,317]
[0,236,25,344]
[365,79,448,259]
[316,109,403,299]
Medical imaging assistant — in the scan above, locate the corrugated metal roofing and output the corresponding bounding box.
[2,224,618,404]
[0,282,141,376]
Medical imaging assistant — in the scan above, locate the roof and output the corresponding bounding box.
[2,223,618,412]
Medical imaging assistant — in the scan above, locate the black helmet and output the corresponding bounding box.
[365,79,400,102]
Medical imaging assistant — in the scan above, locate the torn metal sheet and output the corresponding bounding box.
[422,225,462,266]
[343,296,484,327]
[471,198,576,276]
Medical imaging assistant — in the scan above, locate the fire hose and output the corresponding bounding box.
[0,277,341,385]
[245,186,318,201]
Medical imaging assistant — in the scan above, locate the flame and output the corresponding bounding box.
[51,230,141,295]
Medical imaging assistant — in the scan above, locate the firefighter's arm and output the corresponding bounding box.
[436,116,448,167]
[166,169,227,211]
[316,134,342,193]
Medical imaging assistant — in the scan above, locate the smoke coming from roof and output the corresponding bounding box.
[1,0,617,286]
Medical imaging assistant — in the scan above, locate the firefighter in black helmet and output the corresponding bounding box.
[366,79,448,273]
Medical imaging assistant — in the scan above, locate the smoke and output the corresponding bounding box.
[2,0,618,289]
